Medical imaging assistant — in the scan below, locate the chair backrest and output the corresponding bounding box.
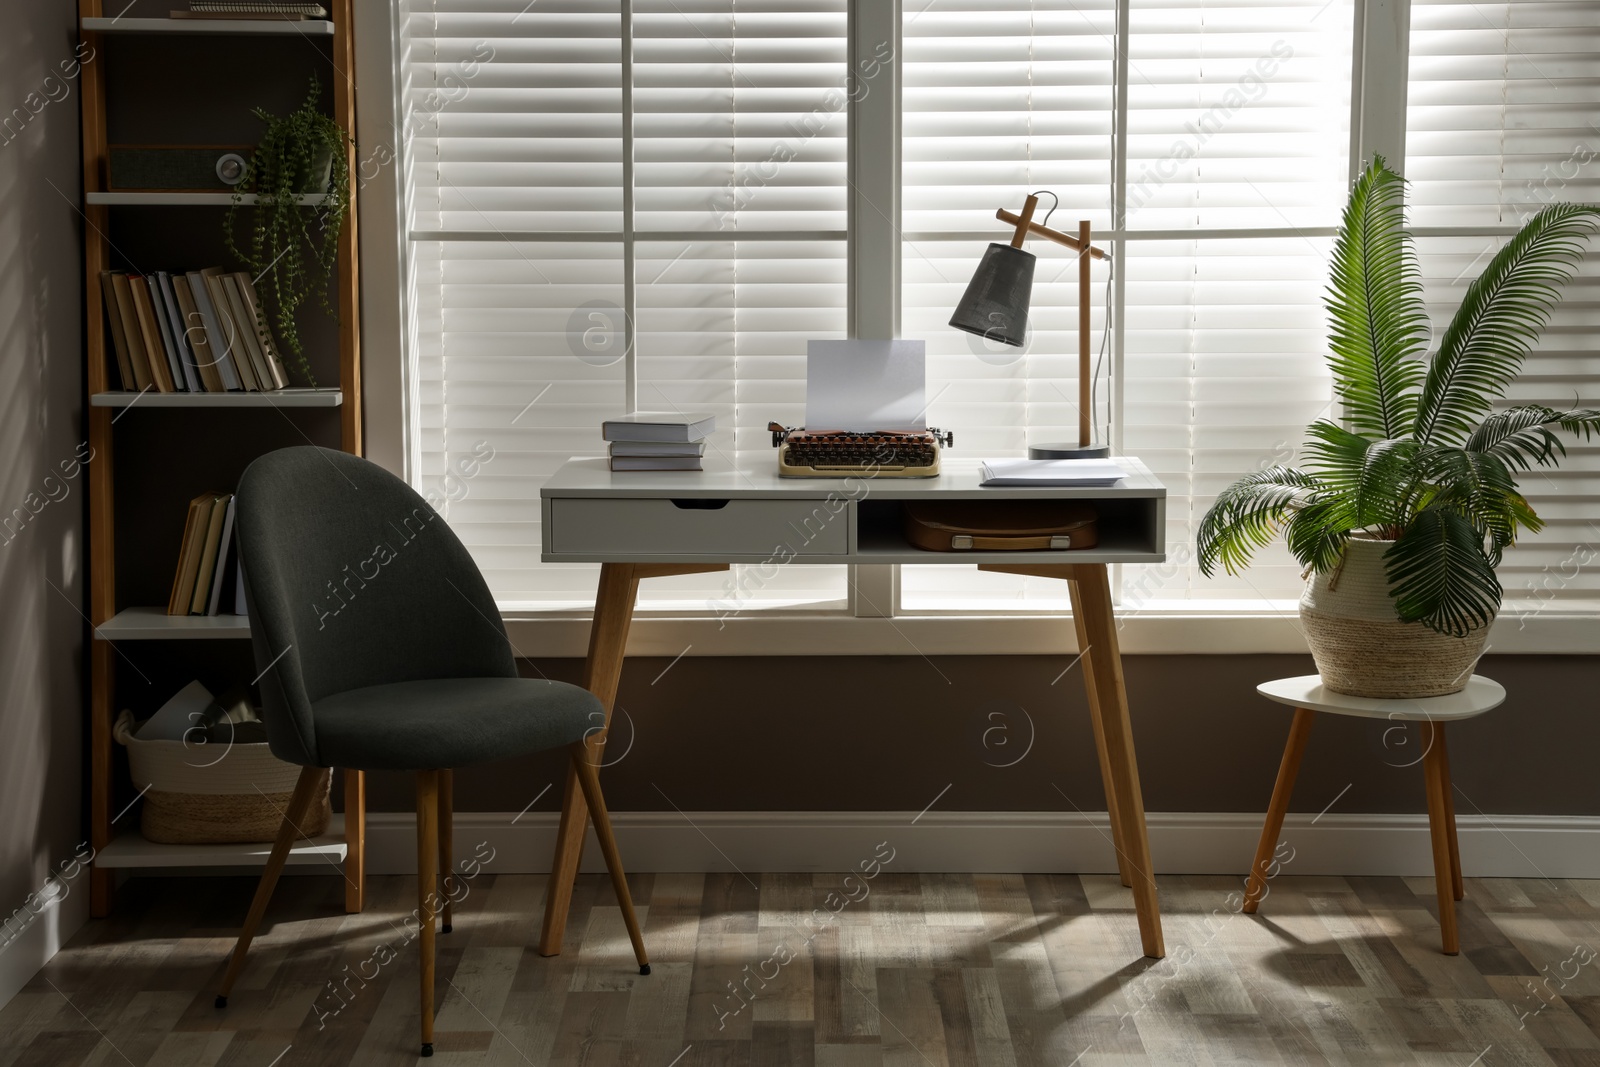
[235,447,516,766]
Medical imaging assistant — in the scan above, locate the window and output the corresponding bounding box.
[402,0,849,610]
[901,0,1351,609]
[1407,0,1600,612]
[392,0,1600,630]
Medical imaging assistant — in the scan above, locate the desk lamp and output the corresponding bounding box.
[948,193,1112,460]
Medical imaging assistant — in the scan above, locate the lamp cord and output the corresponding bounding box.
[1029,189,1060,232]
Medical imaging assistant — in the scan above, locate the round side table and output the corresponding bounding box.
[1242,674,1506,955]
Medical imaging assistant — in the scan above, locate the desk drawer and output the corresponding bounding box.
[547,497,849,557]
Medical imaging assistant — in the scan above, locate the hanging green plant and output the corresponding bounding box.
[224,75,351,387]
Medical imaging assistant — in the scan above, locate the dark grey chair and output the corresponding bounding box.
[213,446,648,1057]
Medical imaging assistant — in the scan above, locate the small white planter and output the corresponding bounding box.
[1299,538,1492,698]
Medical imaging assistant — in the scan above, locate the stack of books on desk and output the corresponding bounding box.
[601,412,715,471]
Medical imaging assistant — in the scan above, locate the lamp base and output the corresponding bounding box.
[1029,443,1111,460]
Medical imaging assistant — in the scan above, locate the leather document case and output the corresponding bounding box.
[903,500,1100,551]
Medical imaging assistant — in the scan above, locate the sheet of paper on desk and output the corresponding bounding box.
[805,339,927,431]
[980,458,1127,486]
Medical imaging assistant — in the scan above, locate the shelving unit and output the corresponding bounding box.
[90,387,344,407]
[79,0,365,916]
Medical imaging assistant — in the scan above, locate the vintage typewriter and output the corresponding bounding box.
[768,423,953,478]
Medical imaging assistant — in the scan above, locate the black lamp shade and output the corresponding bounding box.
[948,242,1036,348]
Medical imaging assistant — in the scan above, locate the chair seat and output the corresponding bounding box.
[312,677,602,771]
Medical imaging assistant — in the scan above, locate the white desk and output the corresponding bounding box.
[538,453,1169,960]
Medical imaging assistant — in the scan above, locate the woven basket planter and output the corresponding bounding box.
[1300,538,1493,699]
[114,710,330,844]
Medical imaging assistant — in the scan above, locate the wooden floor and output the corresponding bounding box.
[5,870,1600,1066]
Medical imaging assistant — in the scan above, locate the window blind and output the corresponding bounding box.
[1408,0,1600,610]
[901,0,1350,610]
[403,0,850,609]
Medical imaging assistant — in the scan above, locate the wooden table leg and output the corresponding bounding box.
[539,562,729,957]
[1422,721,1459,955]
[1243,708,1315,914]
[344,769,366,913]
[1069,564,1165,958]
[1066,583,1132,888]
[1436,725,1463,901]
[539,562,641,957]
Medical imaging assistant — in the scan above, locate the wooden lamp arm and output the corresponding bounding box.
[997,207,1110,260]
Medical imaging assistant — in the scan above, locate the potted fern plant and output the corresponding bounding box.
[1198,157,1600,698]
[224,76,351,387]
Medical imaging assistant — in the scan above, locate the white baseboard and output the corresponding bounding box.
[352,810,1600,881]
[0,878,91,1009]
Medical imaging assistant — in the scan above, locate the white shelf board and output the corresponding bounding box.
[96,815,346,869]
[96,607,250,641]
[86,191,330,206]
[92,387,343,408]
[81,17,334,36]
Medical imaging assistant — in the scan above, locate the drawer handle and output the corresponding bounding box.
[670,498,730,510]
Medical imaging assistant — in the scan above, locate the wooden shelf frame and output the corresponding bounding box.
[79,0,365,916]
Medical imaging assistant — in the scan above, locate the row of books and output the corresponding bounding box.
[99,268,290,395]
[169,492,245,617]
[602,412,715,471]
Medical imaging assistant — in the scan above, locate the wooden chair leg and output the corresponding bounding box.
[1243,708,1316,914]
[344,769,366,914]
[1436,727,1464,901]
[439,769,454,933]
[1421,723,1460,955]
[416,770,440,1056]
[568,743,650,975]
[215,766,324,1007]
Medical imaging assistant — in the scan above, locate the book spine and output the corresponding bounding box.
[156,272,202,392]
[187,271,242,390]
[99,271,135,391]
[112,274,155,392]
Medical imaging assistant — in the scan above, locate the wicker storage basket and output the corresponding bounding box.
[114,709,330,844]
[1300,538,1493,699]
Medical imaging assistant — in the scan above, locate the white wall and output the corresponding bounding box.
[0,0,92,1007]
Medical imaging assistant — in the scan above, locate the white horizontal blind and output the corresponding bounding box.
[1408,0,1600,610]
[901,0,1350,610]
[403,0,850,609]
[900,0,1115,607]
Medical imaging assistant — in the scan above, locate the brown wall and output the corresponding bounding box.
[0,0,88,920]
[356,652,1597,819]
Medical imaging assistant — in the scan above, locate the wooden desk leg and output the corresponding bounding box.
[1066,583,1132,889]
[1069,564,1165,959]
[539,562,641,957]
[344,769,366,913]
[1243,708,1316,914]
[1437,725,1463,901]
